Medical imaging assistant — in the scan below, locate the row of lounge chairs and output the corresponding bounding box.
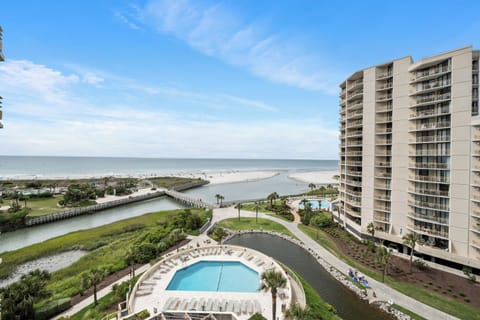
[163,297,262,316]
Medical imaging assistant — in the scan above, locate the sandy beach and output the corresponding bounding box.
[288,170,339,185]
[170,170,280,185]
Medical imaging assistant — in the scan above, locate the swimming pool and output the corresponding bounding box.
[299,199,330,210]
[166,261,259,292]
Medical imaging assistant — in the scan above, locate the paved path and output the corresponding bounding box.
[55,206,459,320]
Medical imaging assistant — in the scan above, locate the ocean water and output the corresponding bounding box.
[0,156,338,179]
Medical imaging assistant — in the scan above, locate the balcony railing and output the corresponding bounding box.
[373,214,390,222]
[377,71,393,80]
[376,128,392,134]
[408,199,449,211]
[410,188,449,197]
[409,174,449,183]
[412,93,451,106]
[345,161,363,166]
[407,224,449,239]
[410,80,451,95]
[376,94,392,102]
[411,66,451,82]
[409,135,450,143]
[408,162,449,169]
[376,161,392,167]
[346,131,363,138]
[407,212,448,224]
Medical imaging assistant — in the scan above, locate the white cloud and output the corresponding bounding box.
[138,0,340,93]
[0,60,79,103]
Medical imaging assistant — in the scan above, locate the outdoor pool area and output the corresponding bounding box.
[167,261,259,292]
[299,199,330,210]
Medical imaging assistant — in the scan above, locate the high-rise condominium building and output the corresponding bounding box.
[0,26,3,129]
[338,46,480,269]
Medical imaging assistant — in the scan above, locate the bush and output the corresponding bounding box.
[248,313,267,320]
[135,243,158,263]
[310,214,333,228]
[35,298,71,320]
[462,267,477,283]
[414,259,429,271]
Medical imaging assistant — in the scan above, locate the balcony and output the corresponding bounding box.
[376,116,392,124]
[409,174,449,183]
[375,183,391,190]
[377,82,393,91]
[407,224,449,239]
[376,138,392,145]
[375,162,392,168]
[373,214,390,222]
[411,93,451,107]
[407,212,448,225]
[409,135,450,144]
[376,94,392,102]
[408,199,449,211]
[345,180,362,187]
[410,65,451,83]
[348,91,363,101]
[346,170,362,177]
[410,121,451,132]
[408,162,449,170]
[376,105,393,113]
[346,160,363,166]
[349,103,363,111]
[410,80,451,95]
[346,119,363,129]
[376,128,392,135]
[409,188,449,197]
[345,197,361,207]
[348,80,363,91]
[346,110,363,120]
[375,172,392,179]
[376,71,393,80]
[374,205,391,212]
[409,108,449,120]
[346,131,363,138]
[374,193,391,201]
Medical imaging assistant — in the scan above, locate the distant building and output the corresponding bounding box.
[0,26,4,129]
[338,46,480,270]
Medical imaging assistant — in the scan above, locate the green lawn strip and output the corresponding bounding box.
[241,201,278,214]
[217,217,297,239]
[298,225,480,320]
[67,291,116,320]
[25,196,65,217]
[391,304,428,320]
[0,208,206,279]
[266,213,292,222]
[295,271,341,319]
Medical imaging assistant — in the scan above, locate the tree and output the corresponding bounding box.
[0,269,51,320]
[267,192,279,207]
[215,194,222,205]
[253,202,261,224]
[260,270,287,320]
[284,303,311,320]
[376,243,392,283]
[403,232,420,272]
[217,194,225,206]
[308,183,316,191]
[367,222,375,240]
[234,203,242,221]
[85,267,107,305]
[212,227,229,244]
[126,246,138,279]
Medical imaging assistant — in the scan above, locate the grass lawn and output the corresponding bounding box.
[217,217,297,239]
[148,176,204,189]
[298,225,480,320]
[25,196,64,217]
[241,200,280,213]
[391,304,427,320]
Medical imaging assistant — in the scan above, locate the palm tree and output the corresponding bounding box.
[86,267,106,305]
[403,232,420,272]
[260,270,287,320]
[253,202,261,224]
[126,246,137,279]
[376,243,392,283]
[215,194,222,205]
[234,203,242,221]
[267,192,279,207]
[284,303,311,320]
[308,183,316,191]
[213,227,229,244]
[367,222,375,240]
[218,194,225,207]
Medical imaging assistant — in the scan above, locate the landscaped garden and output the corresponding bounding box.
[216,217,296,239]
[299,219,480,320]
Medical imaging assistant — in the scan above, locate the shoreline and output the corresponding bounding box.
[288,170,339,185]
[1,169,340,186]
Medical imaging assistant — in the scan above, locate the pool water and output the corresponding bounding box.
[299,199,330,210]
[166,261,259,292]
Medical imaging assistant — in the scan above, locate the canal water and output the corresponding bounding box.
[184,172,310,203]
[226,233,393,320]
[0,197,183,253]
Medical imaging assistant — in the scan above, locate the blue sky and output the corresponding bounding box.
[1,0,479,159]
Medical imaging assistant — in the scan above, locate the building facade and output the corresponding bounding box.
[338,46,480,269]
[0,26,3,129]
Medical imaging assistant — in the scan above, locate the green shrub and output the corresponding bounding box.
[35,298,71,320]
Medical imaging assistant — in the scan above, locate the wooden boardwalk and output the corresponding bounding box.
[164,190,216,210]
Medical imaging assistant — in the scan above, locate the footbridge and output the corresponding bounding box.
[164,190,216,210]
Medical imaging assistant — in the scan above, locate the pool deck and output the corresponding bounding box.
[129,245,293,320]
